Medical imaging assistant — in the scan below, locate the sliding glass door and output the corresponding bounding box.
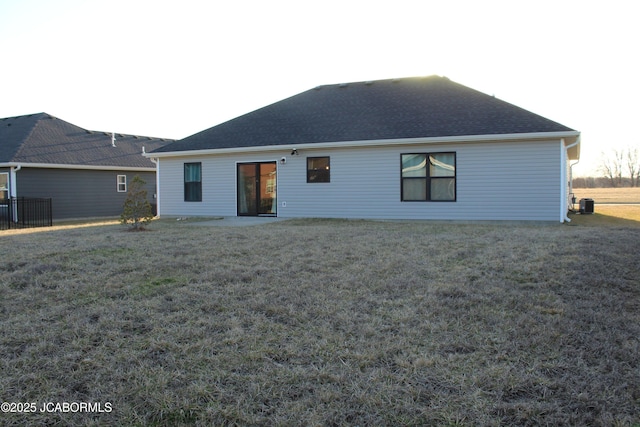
[237,162,276,216]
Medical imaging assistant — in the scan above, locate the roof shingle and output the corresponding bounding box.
[1,113,172,168]
[154,75,575,153]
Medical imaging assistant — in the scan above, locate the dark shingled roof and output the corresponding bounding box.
[154,75,575,153]
[0,113,172,168]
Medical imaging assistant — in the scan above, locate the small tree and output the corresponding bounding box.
[120,175,154,230]
[600,149,624,187]
[626,146,639,187]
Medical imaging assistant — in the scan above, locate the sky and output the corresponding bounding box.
[1,0,638,177]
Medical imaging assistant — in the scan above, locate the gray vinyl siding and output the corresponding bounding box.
[16,168,156,219]
[158,154,265,217]
[157,139,562,221]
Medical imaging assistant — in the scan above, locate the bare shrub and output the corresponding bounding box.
[120,175,154,231]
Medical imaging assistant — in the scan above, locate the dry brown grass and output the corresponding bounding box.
[567,206,640,227]
[1,218,639,426]
[573,187,640,204]
[1,219,120,237]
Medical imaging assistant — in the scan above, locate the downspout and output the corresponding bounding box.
[563,137,581,223]
[10,165,21,223]
[10,164,21,198]
[149,157,160,218]
[568,158,580,207]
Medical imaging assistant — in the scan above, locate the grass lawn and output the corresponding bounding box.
[573,187,640,204]
[1,218,639,426]
[573,205,640,225]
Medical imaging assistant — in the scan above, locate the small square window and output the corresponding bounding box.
[307,157,330,183]
[117,175,127,192]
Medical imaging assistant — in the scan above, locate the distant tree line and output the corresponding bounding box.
[574,146,639,188]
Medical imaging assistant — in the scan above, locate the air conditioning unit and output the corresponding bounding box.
[579,198,594,214]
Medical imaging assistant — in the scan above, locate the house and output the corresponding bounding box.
[146,76,580,222]
[0,113,171,220]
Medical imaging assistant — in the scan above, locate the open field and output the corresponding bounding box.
[564,204,640,226]
[1,218,639,426]
[573,187,640,204]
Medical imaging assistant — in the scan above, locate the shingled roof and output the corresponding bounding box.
[1,113,172,168]
[154,75,576,154]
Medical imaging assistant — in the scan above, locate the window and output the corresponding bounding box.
[184,162,202,202]
[117,175,127,192]
[307,157,330,183]
[401,152,456,201]
[0,173,8,201]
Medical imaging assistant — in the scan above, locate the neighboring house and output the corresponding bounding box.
[0,113,172,220]
[146,76,580,222]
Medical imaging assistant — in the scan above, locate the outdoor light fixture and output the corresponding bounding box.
[291,148,298,155]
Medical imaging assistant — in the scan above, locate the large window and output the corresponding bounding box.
[184,163,202,202]
[401,153,456,201]
[307,157,330,183]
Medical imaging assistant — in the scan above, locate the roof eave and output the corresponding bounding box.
[145,131,581,158]
[0,162,156,172]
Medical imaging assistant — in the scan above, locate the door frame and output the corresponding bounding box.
[236,161,277,217]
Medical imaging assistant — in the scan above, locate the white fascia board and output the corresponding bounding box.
[144,131,582,159]
[0,162,155,172]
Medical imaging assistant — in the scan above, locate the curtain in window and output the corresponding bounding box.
[429,154,455,200]
[402,153,455,201]
[402,154,427,177]
[429,153,455,176]
[402,154,427,200]
[185,163,201,182]
[184,163,202,202]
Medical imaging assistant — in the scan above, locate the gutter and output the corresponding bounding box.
[143,131,582,159]
[0,162,155,172]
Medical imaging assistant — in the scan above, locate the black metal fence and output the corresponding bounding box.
[0,197,53,230]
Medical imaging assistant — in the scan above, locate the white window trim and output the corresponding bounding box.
[117,175,127,192]
[0,172,8,201]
